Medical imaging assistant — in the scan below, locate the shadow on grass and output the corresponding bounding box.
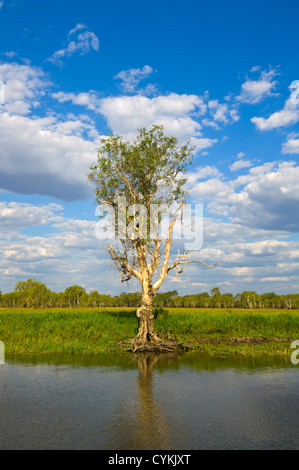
[99,310,137,320]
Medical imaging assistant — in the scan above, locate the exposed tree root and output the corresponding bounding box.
[121,332,192,353]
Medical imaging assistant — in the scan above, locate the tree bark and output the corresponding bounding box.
[136,294,155,342]
[129,284,186,352]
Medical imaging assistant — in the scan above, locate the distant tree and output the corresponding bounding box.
[221,293,235,308]
[282,294,299,310]
[261,292,282,309]
[89,290,100,308]
[235,291,264,309]
[210,287,221,308]
[64,285,86,308]
[211,287,221,297]
[15,279,50,308]
[196,292,211,308]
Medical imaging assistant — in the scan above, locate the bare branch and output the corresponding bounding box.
[108,244,142,282]
[152,198,185,292]
[168,258,222,277]
[149,238,161,276]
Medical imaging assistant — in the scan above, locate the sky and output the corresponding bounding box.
[0,0,299,295]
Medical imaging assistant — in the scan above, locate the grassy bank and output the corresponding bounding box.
[0,307,299,356]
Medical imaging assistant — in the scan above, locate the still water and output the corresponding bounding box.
[0,352,298,450]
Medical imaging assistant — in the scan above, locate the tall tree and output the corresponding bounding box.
[88,125,220,351]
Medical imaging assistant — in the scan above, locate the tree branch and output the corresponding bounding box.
[108,244,142,282]
[167,257,222,277]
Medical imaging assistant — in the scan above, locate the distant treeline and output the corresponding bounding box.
[0,279,298,310]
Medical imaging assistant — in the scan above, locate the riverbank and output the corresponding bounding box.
[0,307,298,356]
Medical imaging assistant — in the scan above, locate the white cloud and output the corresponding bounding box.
[54,86,240,140]
[187,166,221,184]
[0,212,115,293]
[282,132,299,154]
[251,81,299,130]
[0,202,62,232]
[237,67,278,104]
[190,160,299,231]
[207,99,239,124]
[48,27,99,66]
[251,108,298,131]
[98,93,207,142]
[52,90,101,111]
[0,62,49,115]
[230,159,253,171]
[0,61,103,200]
[114,65,154,93]
[53,90,213,146]
[0,1,3,10]
[3,51,17,58]
[68,23,87,37]
[201,118,220,130]
[0,112,100,200]
[1,201,298,295]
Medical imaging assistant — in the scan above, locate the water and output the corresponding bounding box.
[0,352,298,450]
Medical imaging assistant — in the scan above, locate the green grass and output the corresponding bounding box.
[0,307,298,356]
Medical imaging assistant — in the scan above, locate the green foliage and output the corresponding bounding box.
[88,125,193,208]
[1,281,299,309]
[64,285,86,307]
[88,125,194,246]
[13,279,51,308]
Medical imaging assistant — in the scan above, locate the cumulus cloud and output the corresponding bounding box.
[0,62,49,115]
[98,93,207,141]
[208,99,240,124]
[51,90,215,149]
[237,67,278,104]
[1,204,298,295]
[0,112,100,200]
[230,158,253,172]
[0,202,62,232]
[251,107,298,131]
[0,211,116,293]
[187,166,221,184]
[0,60,219,202]
[48,26,99,66]
[52,90,101,111]
[171,228,299,294]
[282,132,299,154]
[114,65,154,93]
[0,60,104,200]
[190,161,299,231]
[251,80,299,131]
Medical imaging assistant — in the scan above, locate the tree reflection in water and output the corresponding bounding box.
[132,352,188,450]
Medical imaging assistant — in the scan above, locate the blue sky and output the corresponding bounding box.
[0,0,299,295]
